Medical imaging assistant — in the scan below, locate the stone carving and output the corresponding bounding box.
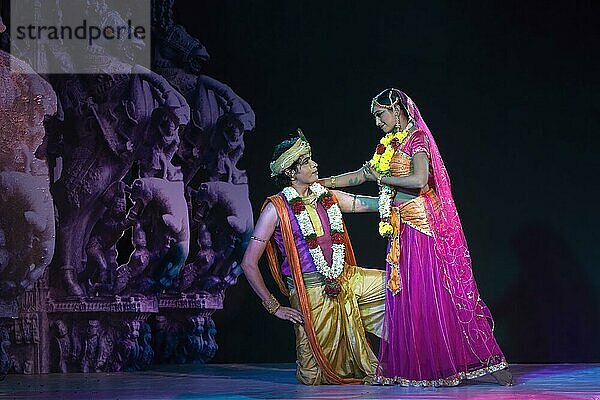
[33,1,190,373]
[121,177,190,294]
[0,0,256,374]
[0,171,56,298]
[152,0,254,295]
[44,65,189,297]
[113,224,152,295]
[138,322,154,368]
[205,113,248,184]
[81,319,103,373]
[178,182,252,293]
[147,0,254,365]
[139,105,183,181]
[116,319,140,372]
[176,314,206,364]
[52,320,74,373]
[0,47,57,301]
[0,324,10,380]
[149,312,217,365]
[49,315,153,373]
[0,24,57,379]
[152,315,177,364]
[85,182,137,295]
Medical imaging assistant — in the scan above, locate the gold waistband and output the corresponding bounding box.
[286,272,326,290]
[392,190,438,236]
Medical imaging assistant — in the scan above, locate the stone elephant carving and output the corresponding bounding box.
[127,177,190,291]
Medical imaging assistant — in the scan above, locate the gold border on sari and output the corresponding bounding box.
[368,361,509,387]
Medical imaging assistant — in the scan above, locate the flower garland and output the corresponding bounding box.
[369,128,411,238]
[377,186,395,237]
[282,183,345,297]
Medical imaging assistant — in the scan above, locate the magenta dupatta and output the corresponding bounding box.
[395,90,497,357]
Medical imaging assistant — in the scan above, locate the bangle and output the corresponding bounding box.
[377,176,382,186]
[262,293,281,314]
[330,176,336,189]
[352,194,357,213]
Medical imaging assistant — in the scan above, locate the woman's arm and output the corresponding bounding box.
[320,168,367,188]
[363,152,429,189]
[332,190,379,213]
[240,202,304,324]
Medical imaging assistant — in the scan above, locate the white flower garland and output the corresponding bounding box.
[377,185,395,237]
[282,183,345,279]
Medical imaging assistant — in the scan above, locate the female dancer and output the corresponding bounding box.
[321,89,513,386]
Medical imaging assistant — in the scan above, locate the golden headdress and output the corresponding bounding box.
[269,129,311,177]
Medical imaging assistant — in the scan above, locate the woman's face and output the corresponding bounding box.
[289,153,319,185]
[372,105,408,133]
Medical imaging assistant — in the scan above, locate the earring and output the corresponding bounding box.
[394,109,401,131]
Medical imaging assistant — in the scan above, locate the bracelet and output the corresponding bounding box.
[352,194,357,213]
[330,176,336,189]
[251,236,267,243]
[377,176,382,186]
[262,293,281,314]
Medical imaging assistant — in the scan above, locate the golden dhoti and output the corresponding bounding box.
[287,265,386,385]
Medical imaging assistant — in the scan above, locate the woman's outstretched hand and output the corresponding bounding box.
[362,162,380,182]
[274,306,304,324]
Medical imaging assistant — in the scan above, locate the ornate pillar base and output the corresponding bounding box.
[0,282,49,378]
[152,292,223,364]
[47,295,157,373]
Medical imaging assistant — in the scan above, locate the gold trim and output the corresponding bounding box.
[367,361,509,387]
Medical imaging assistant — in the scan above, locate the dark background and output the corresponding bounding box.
[176,0,600,364]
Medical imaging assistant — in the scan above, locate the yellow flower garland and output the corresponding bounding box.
[369,128,412,238]
[369,129,411,174]
[379,221,394,237]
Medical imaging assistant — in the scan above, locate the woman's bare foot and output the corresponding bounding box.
[491,368,514,386]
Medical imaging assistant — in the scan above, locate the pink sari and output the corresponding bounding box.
[376,90,507,386]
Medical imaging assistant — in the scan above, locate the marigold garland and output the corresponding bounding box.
[369,128,411,238]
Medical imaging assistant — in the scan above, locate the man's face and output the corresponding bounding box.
[290,153,319,185]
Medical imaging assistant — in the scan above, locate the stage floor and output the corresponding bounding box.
[1,364,599,399]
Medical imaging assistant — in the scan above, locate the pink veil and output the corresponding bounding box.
[392,89,498,355]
